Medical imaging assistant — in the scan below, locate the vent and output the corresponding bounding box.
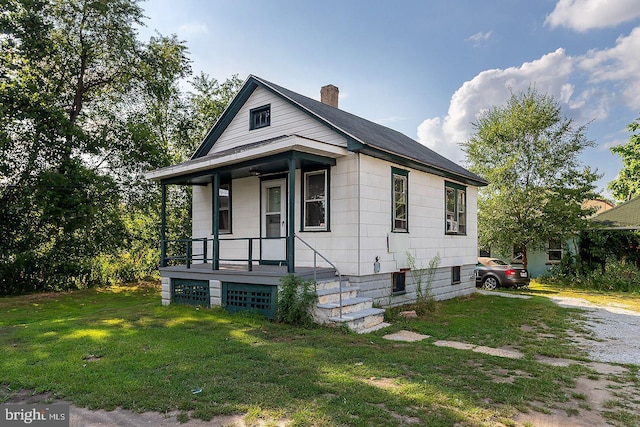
[223,282,277,318]
[172,279,210,307]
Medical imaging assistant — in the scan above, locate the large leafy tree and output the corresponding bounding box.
[0,0,192,292]
[463,88,600,268]
[608,116,640,202]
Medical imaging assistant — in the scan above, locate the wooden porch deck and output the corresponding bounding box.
[159,263,338,286]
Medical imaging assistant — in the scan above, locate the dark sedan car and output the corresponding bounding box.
[474,257,530,290]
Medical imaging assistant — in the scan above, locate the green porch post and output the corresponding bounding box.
[212,173,220,270]
[287,157,295,273]
[160,183,167,267]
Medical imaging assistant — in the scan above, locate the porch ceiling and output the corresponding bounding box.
[145,135,348,185]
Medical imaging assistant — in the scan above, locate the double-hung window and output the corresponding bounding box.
[392,168,408,232]
[546,239,563,264]
[303,169,328,231]
[445,182,466,235]
[249,105,270,130]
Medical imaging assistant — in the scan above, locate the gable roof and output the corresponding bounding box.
[590,196,640,229]
[193,75,487,187]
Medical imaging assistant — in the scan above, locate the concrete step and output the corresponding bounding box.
[314,296,373,319]
[316,286,360,304]
[328,307,387,333]
[315,279,350,291]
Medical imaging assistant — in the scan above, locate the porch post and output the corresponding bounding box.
[212,173,220,270]
[160,183,167,267]
[287,157,295,273]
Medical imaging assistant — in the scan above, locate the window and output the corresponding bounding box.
[250,105,270,130]
[392,168,408,232]
[451,266,461,284]
[392,271,406,294]
[218,182,231,234]
[512,246,524,264]
[547,239,563,264]
[303,169,328,230]
[479,247,491,257]
[445,182,466,235]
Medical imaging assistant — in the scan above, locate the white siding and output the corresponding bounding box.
[209,87,347,155]
[356,155,478,274]
[192,152,479,285]
[294,153,360,275]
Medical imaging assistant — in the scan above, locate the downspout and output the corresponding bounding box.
[212,174,220,270]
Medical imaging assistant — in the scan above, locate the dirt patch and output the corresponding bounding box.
[1,391,286,427]
[515,375,640,427]
[372,403,421,425]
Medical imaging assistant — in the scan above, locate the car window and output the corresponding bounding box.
[489,259,508,266]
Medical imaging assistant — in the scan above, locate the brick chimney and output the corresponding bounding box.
[320,84,339,108]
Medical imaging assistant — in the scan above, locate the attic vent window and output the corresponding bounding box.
[250,104,270,130]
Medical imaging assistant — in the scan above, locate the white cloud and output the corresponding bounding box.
[545,0,640,31]
[466,31,493,46]
[417,48,574,163]
[178,22,208,35]
[579,27,640,108]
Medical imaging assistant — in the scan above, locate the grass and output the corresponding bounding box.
[0,282,637,426]
[525,280,640,313]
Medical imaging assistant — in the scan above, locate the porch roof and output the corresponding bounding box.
[145,134,348,185]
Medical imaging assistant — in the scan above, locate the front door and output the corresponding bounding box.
[261,179,287,263]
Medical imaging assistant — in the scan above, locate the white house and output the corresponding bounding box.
[146,75,487,331]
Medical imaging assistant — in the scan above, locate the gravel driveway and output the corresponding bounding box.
[548,296,640,366]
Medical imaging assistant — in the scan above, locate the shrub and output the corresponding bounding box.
[275,274,318,327]
[406,252,440,315]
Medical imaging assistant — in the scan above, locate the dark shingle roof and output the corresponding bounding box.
[591,196,640,229]
[193,75,487,186]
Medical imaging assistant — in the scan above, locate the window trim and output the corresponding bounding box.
[391,167,409,233]
[451,266,461,285]
[546,239,563,264]
[218,181,232,234]
[300,167,330,232]
[392,271,407,295]
[445,181,466,235]
[249,104,271,130]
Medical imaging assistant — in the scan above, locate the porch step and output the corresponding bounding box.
[316,286,360,304]
[328,307,388,333]
[314,296,373,319]
[312,278,389,333]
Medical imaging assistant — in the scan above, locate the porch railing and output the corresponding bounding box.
[161,235,343,318]
[294,234,343,319]
[160,237,286,270]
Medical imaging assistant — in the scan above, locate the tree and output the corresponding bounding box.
[0,0,191,293]
[608,116,640,202]
[463,88,600,269]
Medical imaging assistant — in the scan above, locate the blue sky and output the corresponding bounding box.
[140,0,640,198]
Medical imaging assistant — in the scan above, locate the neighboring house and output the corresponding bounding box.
[525,199,615,277]
[146,75,487,331]
[487,199,623,278]
[590,196,640,230]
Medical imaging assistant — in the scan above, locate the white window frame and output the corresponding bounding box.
[546,239,563,264]
[303,169,328,231]
[392,169,408,232]
[445,182,466,235]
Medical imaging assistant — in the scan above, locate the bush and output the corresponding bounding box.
[275,274,318,327]
[545,254,640,293]
[406,252,440,315]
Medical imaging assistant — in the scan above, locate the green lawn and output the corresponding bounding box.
[0,283,637,426]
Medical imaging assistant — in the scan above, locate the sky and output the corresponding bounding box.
[139,0,640,198]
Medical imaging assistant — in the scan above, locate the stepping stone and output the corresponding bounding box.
[383,330,430,342]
